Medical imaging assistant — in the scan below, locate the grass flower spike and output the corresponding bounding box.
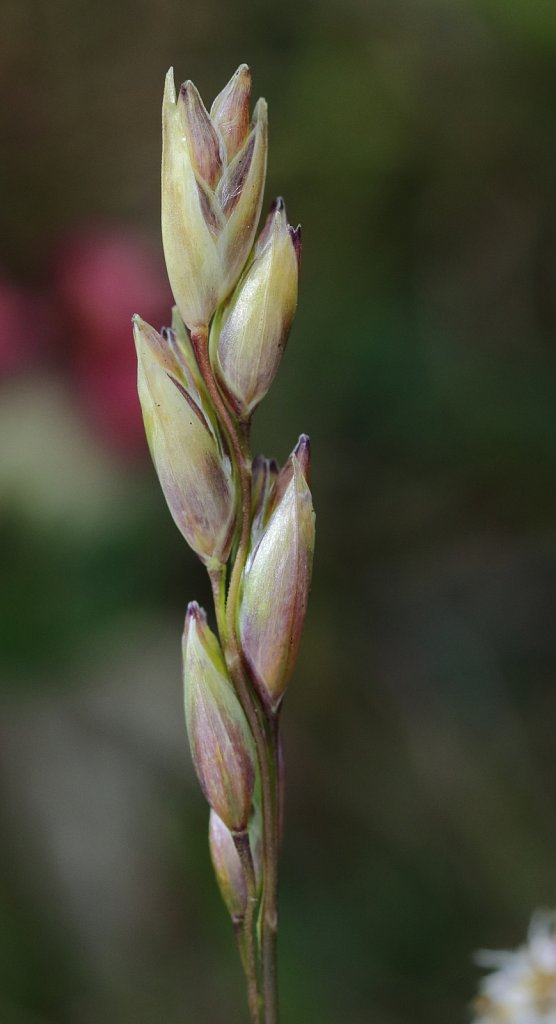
[209,808,263,924]
[240,446,315,711]
[162,66,267,332]
[135,63,314,1023]
[209,810,249,923]
[212,197,300,418]
[133,315,235,565]
[183,602,257,832]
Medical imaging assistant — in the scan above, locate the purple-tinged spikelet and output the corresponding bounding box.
[183,603,256,831]
[239,444,315,711]
[133,315,235,566]
[161,66,267,331]
[212,197,299,418]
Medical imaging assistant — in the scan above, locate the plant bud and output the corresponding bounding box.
[161,70,220,331]
[272,433,311,508]
[209,810,246,923]
[210,63,251,162]
[239,447,315,711]
[183,603,256,832]
[161,66,267,332]
[133,315,235,566]
[250,435,310,543]
[208,806,262,923]
[216,96,268,300]
[212,198,300,418]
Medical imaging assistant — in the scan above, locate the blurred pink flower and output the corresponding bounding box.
[53,228,172,457]
[0,278,52,378]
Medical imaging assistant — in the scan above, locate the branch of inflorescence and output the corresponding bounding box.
[196,326,280,1024]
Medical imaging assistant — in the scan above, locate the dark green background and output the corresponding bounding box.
[1,0,556,1020]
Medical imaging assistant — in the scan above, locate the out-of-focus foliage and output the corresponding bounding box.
[1,0,555,1021]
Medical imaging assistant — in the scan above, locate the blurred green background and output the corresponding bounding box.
[1,0,556,1021]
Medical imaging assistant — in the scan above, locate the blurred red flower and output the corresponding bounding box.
[0,278,52,378]
[53,228,172,457]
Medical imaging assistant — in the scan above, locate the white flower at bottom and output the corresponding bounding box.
[473,913,556,1023]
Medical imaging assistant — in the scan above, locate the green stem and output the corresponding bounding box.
[234,832,262,1024]
[209,563,228,647]
[195,327,279,1024]
[261,716,280,1024]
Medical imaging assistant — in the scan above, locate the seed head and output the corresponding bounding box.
[183,603,257,831]
[209,805,263,923]
[133,315,236,566]
[161,66,267,331]
[212,197,300,418]
[239,441,315,711]
[208,810,247,923]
